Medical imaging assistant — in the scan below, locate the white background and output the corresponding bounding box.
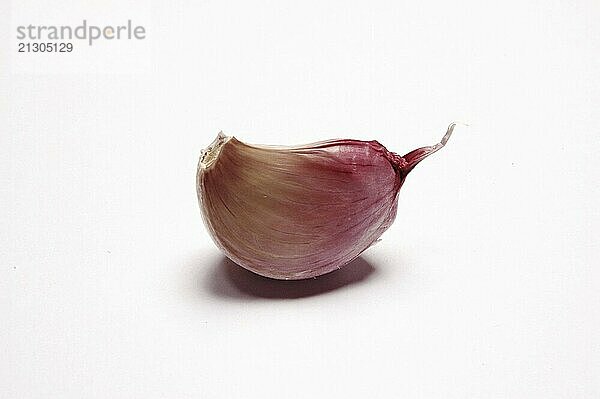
[2,0,599,397]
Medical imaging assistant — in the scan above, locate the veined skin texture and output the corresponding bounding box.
[197,125,455,280]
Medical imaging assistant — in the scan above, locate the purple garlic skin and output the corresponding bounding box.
[197,124,456,280]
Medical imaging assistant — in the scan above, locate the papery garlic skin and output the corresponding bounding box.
[197,125,456,280]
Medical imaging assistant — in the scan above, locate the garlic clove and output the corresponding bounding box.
[197,124,456,280]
